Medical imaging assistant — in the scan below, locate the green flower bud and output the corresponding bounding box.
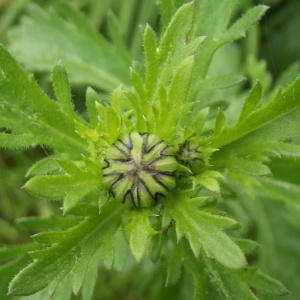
[102,132,177,208]
[178,138,217,173]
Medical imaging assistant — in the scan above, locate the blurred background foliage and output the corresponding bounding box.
[0,0,299,299]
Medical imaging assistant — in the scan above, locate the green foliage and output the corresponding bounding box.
[0,0,299,299]
[7,2,131,90]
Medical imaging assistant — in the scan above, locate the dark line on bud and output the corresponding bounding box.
[146,140,163,154]
[103,132,177,207]
[114,144,131,159]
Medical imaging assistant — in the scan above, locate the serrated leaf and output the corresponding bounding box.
[165,194,246,269]
[221,5,269,45]
[208,75,300,171]
[0,44,87,156]
[208,75,300,149]
[184,242,288,300]
[8,201,123,296]
[24,163,102,212]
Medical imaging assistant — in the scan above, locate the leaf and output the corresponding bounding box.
[256,177,300,215]
[25,156,60,177]
[220,5,269,44]
[0,256,30,300]
[106,107,121,145]
[85,87,102,126]
[23,160,102,212]
[239,267,289,296]
[17,216,81,231]
[166,240,183,286]
[221,76,300,146]
[8,3,130,90]
[106,10,131,67]
[197,74,246,91]
[159,2,194,64]
[183,243,288,300]
[0,132,36,148]
[110,86,123,116]
[192,107,209,135]
[8,202,123,296]
[0,44,87,156]
[156,56,195,140]
[168,56,194,105]
[225,157,271,175]
[124,210,157,263]
[143,24,158,93]
[214,109,226,136]
[234,239,260,255]
[164,193,246,269]
[70,243,101,296]
[80,248,101,300]
[193,4,268,81]
[193,0,237,37]
[238,81,262,123]
[52,61,75,119]
[158,0,187,31]
[208,75,300,166]
[0,244,38,261]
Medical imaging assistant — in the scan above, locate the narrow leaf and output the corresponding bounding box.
[52,61,74,119]
[0,132,36,148]
[159,2,194,62]
[238,81,262,123]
